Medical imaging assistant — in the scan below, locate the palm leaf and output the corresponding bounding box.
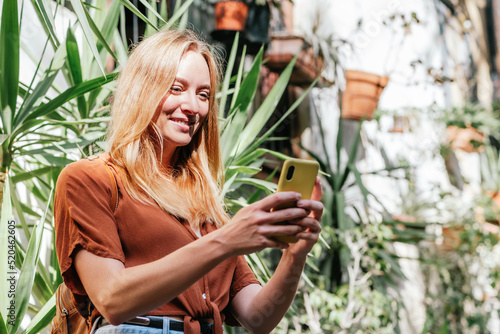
[9,190,53,333]
[0,177,13,326]
[0,0,20,134]
[70,0,106,76]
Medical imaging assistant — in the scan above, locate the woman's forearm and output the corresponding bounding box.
[237,250,307,333]
[76,232,229,325]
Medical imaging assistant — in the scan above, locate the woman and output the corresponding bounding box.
[54,29,322,334]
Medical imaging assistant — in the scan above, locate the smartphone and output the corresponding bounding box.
[274,158,319,243]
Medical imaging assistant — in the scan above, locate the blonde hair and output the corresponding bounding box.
[107,29,229,228]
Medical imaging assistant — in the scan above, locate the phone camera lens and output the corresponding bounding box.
[286,166,295,180]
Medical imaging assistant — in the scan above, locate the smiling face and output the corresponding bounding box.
[154,50,211,163]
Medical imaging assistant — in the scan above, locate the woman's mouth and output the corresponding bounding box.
[170,118,192,131]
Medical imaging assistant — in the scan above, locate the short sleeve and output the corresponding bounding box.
[223,255,261,327]
[54,159,125,296]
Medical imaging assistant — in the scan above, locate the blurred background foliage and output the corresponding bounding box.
[1,1,499,333]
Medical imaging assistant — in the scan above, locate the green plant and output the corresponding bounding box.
[440,104,500,136]
[0,1,193,333]
[421,217,500,333]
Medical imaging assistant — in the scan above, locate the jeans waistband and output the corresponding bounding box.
[94,316,213,334]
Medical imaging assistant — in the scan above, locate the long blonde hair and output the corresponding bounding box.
[107,29,229,228]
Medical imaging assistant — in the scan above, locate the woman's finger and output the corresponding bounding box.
[311,177,322,202]
[257,191,302,212]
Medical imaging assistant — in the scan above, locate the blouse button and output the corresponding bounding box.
[202,293,207,300]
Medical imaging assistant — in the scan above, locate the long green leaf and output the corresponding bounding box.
[339,122,362,188]
[230,45,247,110]
[30,0,60,47]
[66,27,88,119]
[11,167,56,184]
[163,0,195,30]
[10,189,53,333]
[70,0,106,76]
[218,32,239,119]
[241,77,319,159]
[233,56,297,157]
[99,0,122,50]
[0,313,6,334]
[82,3,119,64]
[119,0,158,31]
[22,293,55,334]
[14,42,67,129]
[17,72,118,127]
[0,177,14,329]
[0,0,20,134]
[9,178,30,241]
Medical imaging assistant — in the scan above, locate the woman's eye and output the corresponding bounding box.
[170,86,182,93]
[199,92,210,100]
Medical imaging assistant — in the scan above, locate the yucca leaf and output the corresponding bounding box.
[218,32,239,119]
[0,0,20,135]
[241,77,319,159]
[233,177,277,192]
[338,121,361,189]
[11,167,56,184]
[9,178,31,240]
[119,0,158,31]
[70,0,106,76]
[138,0,166,25]
[66,27,88,119]
[9,189,53,333]
[233,56,297,157]
[82,2,119,66]
[0,313,6,334]
[145,0,158,37]
[0,176,13,326]
[21,293,55,334]
[163,0,195,30]
[18,72,118,127]
[233,47,262,113]
[99,0,122,50]
[230,45,247,110]
[30,0,60,47]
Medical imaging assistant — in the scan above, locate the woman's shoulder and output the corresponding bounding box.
[57,154,115,188]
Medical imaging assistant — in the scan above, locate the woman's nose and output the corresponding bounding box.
[180,90,200,114]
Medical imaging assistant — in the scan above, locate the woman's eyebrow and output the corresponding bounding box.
[175,77,211,90]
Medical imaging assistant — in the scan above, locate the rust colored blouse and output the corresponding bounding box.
[54,155,260,334]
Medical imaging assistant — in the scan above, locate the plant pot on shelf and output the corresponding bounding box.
[264,35,323,86]
[214,1,249,31]
[446,125,484,153]
[341,70,389,120]
[390,115,411,133]
[441,225,463,252]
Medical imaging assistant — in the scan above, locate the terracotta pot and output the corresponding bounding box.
[390,115,410,133]
[341,70,389,120]
[446,125,484,153]
[441,226,463,251]
[264,35,323,86]
[215,1,249,31]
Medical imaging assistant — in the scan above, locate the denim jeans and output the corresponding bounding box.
[94,318,184,334]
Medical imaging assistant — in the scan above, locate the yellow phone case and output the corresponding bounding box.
[274,158,319,243]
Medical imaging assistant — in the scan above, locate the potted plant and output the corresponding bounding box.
[440,104,500,153]
[341,70,390,120]
[214,0,249,31]
[264,0,327,86]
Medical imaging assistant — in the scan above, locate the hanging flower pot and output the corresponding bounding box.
[214,0,249,31]
[341,70,390,120]
[446,125,484,153]
[264,35,323,86]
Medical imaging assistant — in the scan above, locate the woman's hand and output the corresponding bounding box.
[214,191,312,255]
[285,177,323,259]
[214,177,323,257]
